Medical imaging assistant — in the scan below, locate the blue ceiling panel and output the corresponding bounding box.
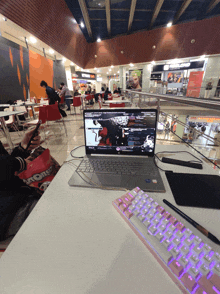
[161,0,182,11]
[88,9,106,19]
[111,20,128,36]
[111,0,132,9]
[111,10,130,20]
[133,10,152,21]
[135,0,156,10]
[155,11,176,27]
[131,20,151,32]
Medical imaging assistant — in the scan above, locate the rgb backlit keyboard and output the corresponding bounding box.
[113,187,220,294]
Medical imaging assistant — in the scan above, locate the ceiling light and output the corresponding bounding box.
[114,74,116,76]
[117,71,119,73]
[200,55,206,59]
[111,65,114,68]
[62,57,66,62]
[49,49,54,54]
[3,17,7,21]
[94,67,97,70]
[167,22,172,28]
[151,61,155,65]
[107,72,109,74]
[109,69,111,72]
[97,70,100,73]
[94,55,97,58]
[129,63,134,67]
[97,38,101,43]
[73,19,77,24]
[70,62,74,65]
[80,22,85,28]
[29,36,37,44]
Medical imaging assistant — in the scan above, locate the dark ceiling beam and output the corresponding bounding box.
[128,0,137,31]
[150,0,165,28]
[105,0,111,35]
[174,0,193,23]
[78,0,93,38]
[207,0,220,13]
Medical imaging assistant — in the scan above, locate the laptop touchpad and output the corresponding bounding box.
[91,174,122,187]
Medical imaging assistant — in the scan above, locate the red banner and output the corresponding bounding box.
[186,71,204,98]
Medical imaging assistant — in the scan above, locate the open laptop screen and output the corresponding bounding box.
[84,109,157,156]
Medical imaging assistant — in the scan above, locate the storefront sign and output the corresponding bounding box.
[150,73,161,80]
[188,117,220,123]
[75,71,96,80]
[186,71,204,98]
[153,61,204,72]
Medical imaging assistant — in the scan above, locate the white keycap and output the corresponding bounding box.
[136,195,142,200]
[158,224,166,233]
[149,226,157,235]
[194,236,202,245]
[192,246,204,256]
[179,256,189,267]
[184,229,193,238]
[162,239,172,250]
[165,231,173,239]
[188,266,200,279]
[212,263,220,276]
[184,238,194,247]
[138,214,146,222]
[199,264,210,276]
[147,198,154,203]
[143,219,151,228]
[168,225,177,233]
[203,254,212,264]
[151,202,158,208]
[155,213,164,221]
[190,254,200,266]
[139,199,147,205]
[152,218,160,227]
[141,208,149,214]
[155,232,164,242]
[176,231,184,240]
[180,246,189,256]
[172,238,181,247]
[214,253,220,262]
[161,219,170,226]
[149,208,157,215]
[203,244,212,254]
[136,204,143,210]
[133,199,139,204]
[129,205,136,211]
[142,194,149,199]
[145,204,152,210]
[146,213,154,220]
[133,209,140,216]
[170,247,180,258]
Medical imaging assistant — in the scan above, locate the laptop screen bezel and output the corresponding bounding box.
[83,108,158,157]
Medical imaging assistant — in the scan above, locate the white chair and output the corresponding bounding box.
[3,106,21,136]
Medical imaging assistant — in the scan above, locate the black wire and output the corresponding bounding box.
[70,145,85,158]
[154,155,167,172]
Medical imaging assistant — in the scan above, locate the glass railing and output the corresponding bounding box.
[122,89,220,169]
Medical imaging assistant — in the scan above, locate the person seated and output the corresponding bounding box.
[0,129,41,241]
[104,87,111,101]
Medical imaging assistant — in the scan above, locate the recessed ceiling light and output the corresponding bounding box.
[200,55,206,59]
[97,69,100,72]
[95,55,97,58]
[121,51,124,54]
[117,71,119,73]
[167,22,172,28]
[129,63,134,67]
[111,65,114,68]
[29,36,37,44]
[109,69,112,72]
[80,22,85,28]
[62,57,66,62]
[114,74,116,75]
[73,19,77,24]
[49,49,54,54]
[107,72,109,74]
[94,67,97,70]
[97,38,101,43]
[151,61,155,65]
[70,62,74,65]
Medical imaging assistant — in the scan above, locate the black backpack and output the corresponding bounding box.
[54,91,61,103]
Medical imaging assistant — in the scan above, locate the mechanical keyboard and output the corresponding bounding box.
[113,187,220,294]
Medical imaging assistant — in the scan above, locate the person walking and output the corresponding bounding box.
[40,81,61,105]
[164,121,170,140]
[60,82,72,111]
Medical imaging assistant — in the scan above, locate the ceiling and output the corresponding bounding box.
[64,0,220,43]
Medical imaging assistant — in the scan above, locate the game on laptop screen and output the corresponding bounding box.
[84,109,157,156]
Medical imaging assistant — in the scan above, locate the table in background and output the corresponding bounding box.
[0,145,220,293]
[0,110,26,150]
[104,99,131,104]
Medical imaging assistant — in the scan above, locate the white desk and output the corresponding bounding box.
[104,99,131,104]
[0,145,220,293]
[0,111,25,150]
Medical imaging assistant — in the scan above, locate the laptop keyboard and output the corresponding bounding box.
[77,158,157,175]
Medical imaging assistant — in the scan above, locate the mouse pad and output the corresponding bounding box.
[165,172,220,209]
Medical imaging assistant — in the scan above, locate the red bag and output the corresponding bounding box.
[18,147,60,193]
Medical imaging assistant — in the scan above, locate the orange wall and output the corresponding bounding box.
[29,50,53,98]
[84,15,220,68]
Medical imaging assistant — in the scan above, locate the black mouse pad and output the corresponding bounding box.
[165,172,220,209]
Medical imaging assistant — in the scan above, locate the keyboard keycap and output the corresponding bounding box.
[121,195,132,206]
[169,260,184,277]
[170,247,180,259]
[138,214,146,222]
[143,219,151,228]
[155,232,164,242]
[163,212,171,219]
[156,205,165,214]
[199,264,210,276]
[209,273,220,291]
[169,216,178,226]
[162,239,172,250]
[203,244,212,254]
[149,226,157,235]
[175,222,186,232]
[176,231,184,240]
[188,266,200,279]
[114,198,123,206]
[190,255,200,266]
[198,276,216,294]
[212,263,220,276]
[179,256,190,267]
[184,228,193,238]
[180,273,197,292]
[124,210,133,219]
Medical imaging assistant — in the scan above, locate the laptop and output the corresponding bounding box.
[68,109,165,192]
